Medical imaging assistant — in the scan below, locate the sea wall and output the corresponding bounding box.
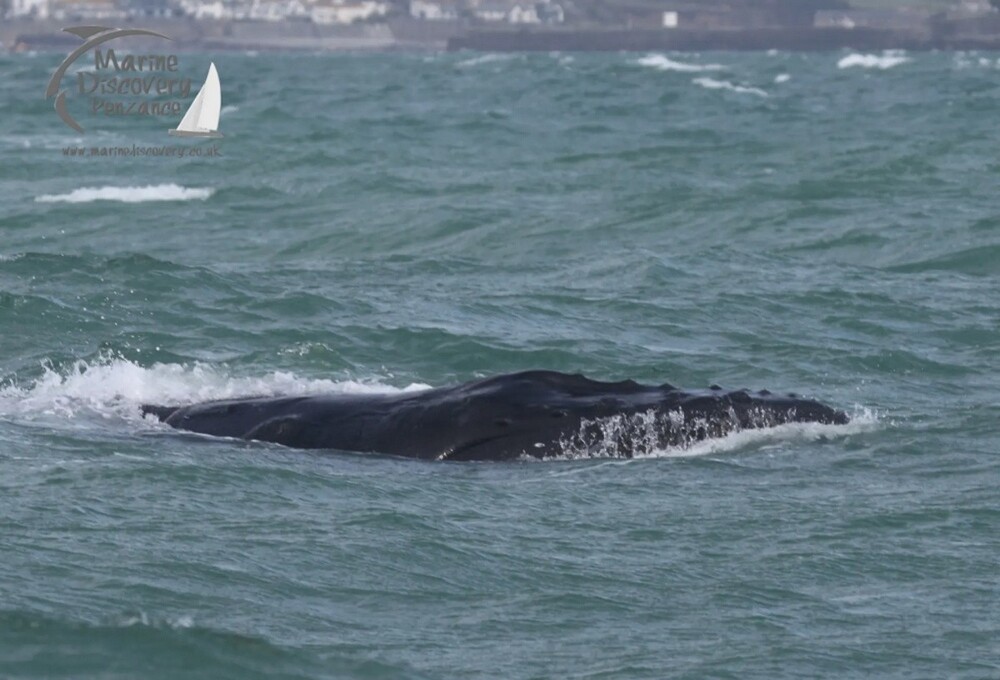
[1,18,401,52]
[447,27,956,52]
[4,18,1000,53]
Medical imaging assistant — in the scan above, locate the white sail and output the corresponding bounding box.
[170,63,222,137]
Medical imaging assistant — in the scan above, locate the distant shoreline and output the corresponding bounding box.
[3,18,999,53]
[448,27,1000,52]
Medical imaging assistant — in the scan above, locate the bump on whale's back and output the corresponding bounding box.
[460,370,671,401]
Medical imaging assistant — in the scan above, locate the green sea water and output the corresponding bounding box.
[1,49,998,678]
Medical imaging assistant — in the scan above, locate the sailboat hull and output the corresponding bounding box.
[168,129,224,138]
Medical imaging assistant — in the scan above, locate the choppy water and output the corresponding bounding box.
[1,50,999,678]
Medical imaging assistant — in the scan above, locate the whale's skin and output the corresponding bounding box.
[141,370,849,461]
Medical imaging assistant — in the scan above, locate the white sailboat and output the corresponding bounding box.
[169,62,223,138]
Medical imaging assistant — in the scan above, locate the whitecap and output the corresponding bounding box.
[35,184,214,204]
[636,54,725,73]
[456,53,513,68]
[692,77,768,98]
[837,51,910,70]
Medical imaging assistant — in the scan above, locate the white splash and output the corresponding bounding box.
[36,184,214,204]
[639,409,878,460]
[117,611,196,630]
[837,51,910,70]
[637,54,725,73]
[774,73,791,84]
[220,104,239,116]
[550,407,878,462]
[951,53,997,70]
[457,53,514,68]
[692,77,769,98]
[0,357,429,422]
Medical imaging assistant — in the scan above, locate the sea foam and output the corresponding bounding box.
[837,52,910,70]
[456,53,515,68]
[0,357,429,422]
[35,184,214,204]
[637,54,725,73]
[692,77,768,98]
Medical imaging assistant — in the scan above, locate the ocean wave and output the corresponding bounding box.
[456,53,515,68]
[220,104,239,116]
[837,52,910,70]
[0,356,429,422]
[774,73,791,84]
[35,184,214,204]
[955,55,1000,69]
[636,54,725,73]
[692,77,768,97]
[1,134,84,151]
[0,608,354,678]
[884,243,1000,276]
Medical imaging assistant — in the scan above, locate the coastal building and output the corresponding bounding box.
[536,1,562,24]
[49,0,127,20]
[507,2,538,24]
[176,0,249,20]
[473,1,508,22]
[249,0,308,21]
[187,0,225,19]
[469,0,560,24]
[127,0,178,18]
[815,8,934,32]
[409,0,458,21]
[311,0,388,24]
[946,0,996,19]
[7,0,50,18]
[658,0,849,30]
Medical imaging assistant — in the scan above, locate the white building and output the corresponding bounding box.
[814,9,932,32]
[311,0,388,25]
[473,2,507,21]
[184,0,226,19]
[507,2,538,23]
[951,0,995,15]
[8,0,50,17]
[250,0,306,21]
[409,0,457,21]
[536,1,562,24]
[50,0,126,20]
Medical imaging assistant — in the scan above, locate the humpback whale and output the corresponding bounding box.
[142,371,848,461]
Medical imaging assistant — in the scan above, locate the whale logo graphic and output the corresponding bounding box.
[44,25,171,133]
